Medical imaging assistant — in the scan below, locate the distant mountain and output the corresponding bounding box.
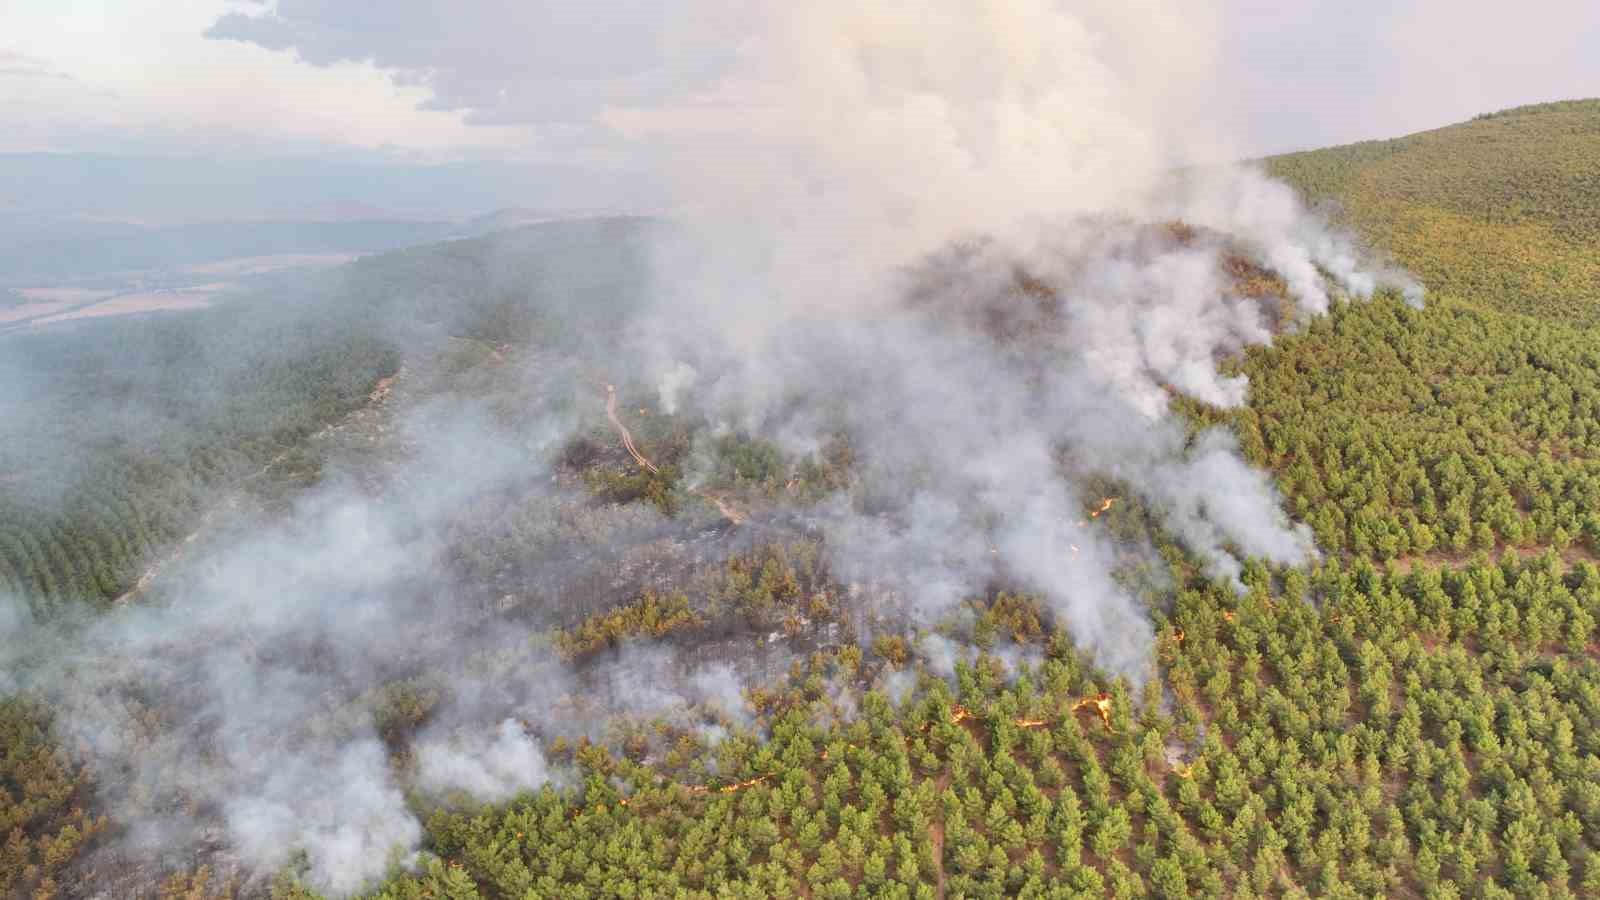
[0,153,658,225]
[447,207,649,240]
[0,215,455,285]
[0,208,654,286]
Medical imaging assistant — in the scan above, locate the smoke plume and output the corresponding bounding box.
[616,0,1413,675]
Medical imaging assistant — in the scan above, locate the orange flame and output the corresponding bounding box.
[922,704,1051,731]
[1072,693,1114,731]
[1223,611,1236,623]
[920,704,976,733]
[1090,498,1116,518]
[1160,631,1184,664]
[1172,763,1195,780]
[684,773,775,796]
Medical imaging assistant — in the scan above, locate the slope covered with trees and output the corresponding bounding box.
[1265,99,1600,324]
[0,218,658,613]
[302,102,1600,898]
[356,552,1600,900]
[7,101,1600,899]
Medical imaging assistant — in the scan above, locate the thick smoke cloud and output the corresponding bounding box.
[612,0,1409,675]
[617,0,1225,317]
[226,740,421,898]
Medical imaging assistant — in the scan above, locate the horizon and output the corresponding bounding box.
[4,94,1594,228]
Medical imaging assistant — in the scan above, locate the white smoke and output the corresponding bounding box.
[613,0,1413,679]
[615,0,1224,327]
[655,361,698,414]
[416,719,552,803]
[1155,166,1425,311]
[225,740,421,899]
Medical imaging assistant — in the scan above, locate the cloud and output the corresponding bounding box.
[202,1,1600,160]
[204,1,748,126]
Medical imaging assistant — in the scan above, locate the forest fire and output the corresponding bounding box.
[1160,629,1186,663]
[604,383,660,475]
[1090,498,1116,518]
[925,704,1051,731]
[1072,693,1115,731]
[611,771,780,809]
[686,773,776,796]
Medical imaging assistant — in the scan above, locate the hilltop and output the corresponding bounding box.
[1266,99,1600,323]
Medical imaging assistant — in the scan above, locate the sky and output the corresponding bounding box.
[1,1,1597,216]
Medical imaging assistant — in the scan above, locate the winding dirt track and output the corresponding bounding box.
[605,385,660,475]
[600,382,747,525]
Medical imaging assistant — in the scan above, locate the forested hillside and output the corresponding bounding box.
[1265,99,1600,323]
[0,218,656,614]
[362,101,1600,899]
[6,103,1600,900]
